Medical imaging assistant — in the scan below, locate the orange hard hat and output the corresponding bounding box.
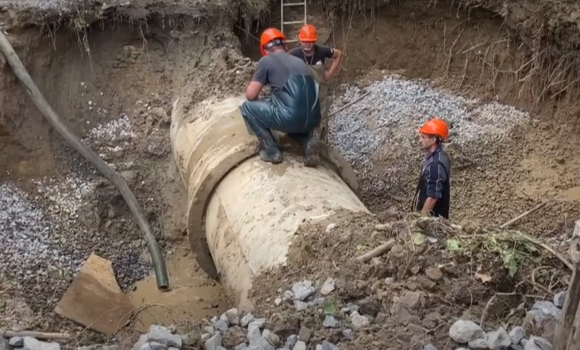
[419,118,449,140]
[299,24,318,42]
[260,28,286,56]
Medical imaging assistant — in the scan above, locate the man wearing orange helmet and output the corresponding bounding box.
[289,24,343,143]
[412,118,452,219]
[241,28,321,166]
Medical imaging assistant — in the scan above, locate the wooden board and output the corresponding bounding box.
[54,253,135,335]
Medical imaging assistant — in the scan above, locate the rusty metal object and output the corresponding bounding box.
[555,219,580,350]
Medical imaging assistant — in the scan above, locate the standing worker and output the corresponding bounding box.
[412,118,452,219]
[288,24,343,143]
[241,28,321,167]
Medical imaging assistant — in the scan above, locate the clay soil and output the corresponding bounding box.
[1,0,580,347]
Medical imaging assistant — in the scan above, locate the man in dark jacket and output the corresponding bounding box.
[412,118,452,219]
[289,24,343,143]
[241,28,321,167]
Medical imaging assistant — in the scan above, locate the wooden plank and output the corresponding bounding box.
[54,254,135,335]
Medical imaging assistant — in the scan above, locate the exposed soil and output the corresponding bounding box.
[248,211,568,350]
[0,0,580,347]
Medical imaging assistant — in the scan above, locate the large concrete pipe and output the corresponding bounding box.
[170,96,369,308]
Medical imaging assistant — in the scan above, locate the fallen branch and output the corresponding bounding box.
[2,331,70,340]
[499,202,547,229]
[520,232,574,271]
[329,91,371,117]
[0,28,169,290]
[355,239,396,263]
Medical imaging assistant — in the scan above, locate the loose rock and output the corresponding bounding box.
[424,344,438,350]
[292,281,315,301]
[321,341,339,350]
[147,325,182,349]
[449,320,485,343]
[285,335,298,349]
[509,327,526,345]
[241,313,255,327]
[294,341,307,350]
[215,320,229,332]
[468,338,488,350]
[22,338,60,350]
[323,315,340,328]
[320,278,336,295]
[487,328,511,350]
[298,326,313,342]
[350,311,371,330]
[531,301,560,323]
[225,308,240,325]
[342,329,354,340]
[553,292,566,308]
[204,334,223,350]
[425,267,443,281]
[530,337,552,350]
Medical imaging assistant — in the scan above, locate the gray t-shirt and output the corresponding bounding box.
[251,52,312,91]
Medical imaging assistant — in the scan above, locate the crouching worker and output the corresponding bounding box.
[411,118,452,219]
[241,28,321,167]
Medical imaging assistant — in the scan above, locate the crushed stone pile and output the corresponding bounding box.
[207,211,569,350]
[328,75,530,205]
[0,97,170,311]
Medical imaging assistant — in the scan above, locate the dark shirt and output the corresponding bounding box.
[288,45,334,66]
[414,145,451,218]
[251,52,312,91]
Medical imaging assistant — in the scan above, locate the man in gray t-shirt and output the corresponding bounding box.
[241,28,321,167]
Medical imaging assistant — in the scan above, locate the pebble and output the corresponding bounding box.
[215,320,229,332]
[322,315,340,328]
[320,278,336,295]
[350,311,370,330]
[425,267,443,281]
[21,338,60,350]
[342,329,354,340]
[553,291,566,308]
[400,290,423,309]
[509,327,526,345]
[530,301,560,323]
[285,335,298,349]
[449,320,485,343]
[321,341,339,350]
[487,327,510,350]
[292,280,315,301]
[241,313,255,327]
[424,344,438,350]
[147,325,182,348]
[274,298,283,306]
[204,334,222,350]
[248,318,266,328]
[263,329,281,347]
[530,337,552,350]
[294,341,307,350]
[225,308,240,325]
[298,327,313,342]
[283,290,295,299]
[468,338,488,350]
[294,300,308,311]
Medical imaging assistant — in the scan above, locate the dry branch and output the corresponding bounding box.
[356,239,396,262]
[1,331,70,340]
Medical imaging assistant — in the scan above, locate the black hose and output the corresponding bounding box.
[0,30,169,290]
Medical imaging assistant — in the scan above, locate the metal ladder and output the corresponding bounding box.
[280,0,307,43]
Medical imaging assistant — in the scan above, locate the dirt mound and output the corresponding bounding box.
[246,212,570,350]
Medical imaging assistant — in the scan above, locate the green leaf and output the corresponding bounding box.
[323,301,336,315]
[446,239,461,251]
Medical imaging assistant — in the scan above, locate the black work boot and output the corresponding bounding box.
[303,132,320,167]
[259,146,283,164]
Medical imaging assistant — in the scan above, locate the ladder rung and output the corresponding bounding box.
[282,21,305,25]
[283,2,305,6]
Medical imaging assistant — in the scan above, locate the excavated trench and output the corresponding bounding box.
[2,0,580,334]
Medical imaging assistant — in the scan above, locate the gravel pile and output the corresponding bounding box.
[0,112,150,307]
[328,75,530,196]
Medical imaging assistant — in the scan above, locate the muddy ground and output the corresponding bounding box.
[0,0,580,348]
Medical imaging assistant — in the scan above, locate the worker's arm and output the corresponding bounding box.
[421,162,447,216]
[246,82,264,101]
[246,58,268,100]
[322,47,343,81]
